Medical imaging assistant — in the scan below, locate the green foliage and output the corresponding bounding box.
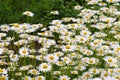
[0,0,85,25]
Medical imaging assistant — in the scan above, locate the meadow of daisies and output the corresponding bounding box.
[0,0,120,80]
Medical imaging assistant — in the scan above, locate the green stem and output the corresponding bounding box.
[27,16,30,23]
[24,57,26,66]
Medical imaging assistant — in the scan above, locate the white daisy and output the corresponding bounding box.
[28,69,40,75]
[0,75,8,80]
[104,56,117,64]
[44,54,59,63]
[0,24,10,32]
[35,76,45,80]
[19,47,29,57]
[9,54,19,62]
[38,63,52,72]
[23,76,32,80]
[50,10,59,15]
[23,11,34,17]
[59,75,70,80]
[0,68,7,74]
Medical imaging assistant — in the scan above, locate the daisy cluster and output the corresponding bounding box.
[0,0,120,80]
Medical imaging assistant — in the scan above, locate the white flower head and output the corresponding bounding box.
[0,68,7,74]
[50,10,59,15]
[44,54,59,63]
[28,69,40,75]
[38,63,52,72]
[59,75,70,80]
[74,5,83,10]
[23,11,34,17]
[9,54,19,62]
[35,76,45,80]
[19,47,29,57]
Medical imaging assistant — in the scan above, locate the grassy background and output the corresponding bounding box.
[0,0,86,25]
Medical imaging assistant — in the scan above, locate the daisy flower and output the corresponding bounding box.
[23,11,34,17]
[35,76,45,80]
[0,75,8,80]
[44,54,59,63]
[62,45,75,52]
[38,63,52,72]
[0,24,10,32]
[23,76,32,80]
[50,20,62,25]
[9,54,19,62]
[50,10,59,15]
[74,5,83,10]
[104,56,117,64]
[28,69,40,75]
[0,68,7,74]
[59,75,70,80]
[19,47,29,57]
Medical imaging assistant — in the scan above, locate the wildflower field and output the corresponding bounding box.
[0,0,120,80]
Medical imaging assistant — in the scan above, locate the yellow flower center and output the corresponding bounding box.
[116,48,120,52]
[64,58,68,61]
[71,24,75,27]
[108,58,113,62]
[55,22,59,25]
[41,32,45,34]
[77,66,81,69]
[89,60,94,64]
[92,69,96,73]
[24,77,29,80]
[115,76,120,79]
[58,61,63,65]
[0,61,4,65]
[57,26,61,28]
[49,56,54,60]
[14,24,19,28]
[65,45,71,49]
[26,12,30,15]
[83,32,87,35]
[65,32,69,35]
[0,69,4,73]
[110,0,113,2]
[38,77,42,80]
[22,50,27,54]
[106,19,110,23]
[103,73,108,77]
[87,51,91,55]
[61,78,67,80]
[80,38,84,41]
[94,42,98,45]
[99,50,104,54]
[10,67,14,71]
[12,55,16,58]
[32,70,37,74]
[86,73,90,78]
[56,53,60,57]
[71,53,75,56]
[42,64,48,69]
[3,27,7,30]
[109,70,113,73]
[22,26,27,29]
[0,76,6,80]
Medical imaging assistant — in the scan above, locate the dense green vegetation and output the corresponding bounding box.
[0,0,86,25]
